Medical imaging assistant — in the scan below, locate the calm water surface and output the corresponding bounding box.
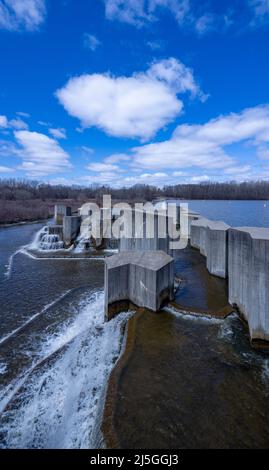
[0,201,268,448]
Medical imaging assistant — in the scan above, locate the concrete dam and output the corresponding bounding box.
[46,203,269,346]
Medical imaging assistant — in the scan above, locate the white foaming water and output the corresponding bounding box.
[0,363,7,375]
[0,291,131,449]
[4,248,23,279]
[0,290,72,347]
[165,305,224,324]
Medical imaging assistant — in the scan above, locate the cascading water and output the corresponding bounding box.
[33,226,64,251]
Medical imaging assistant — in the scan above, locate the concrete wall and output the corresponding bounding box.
[190,218,230,278]
[119,210,177,256]
[63,215,81,246]
[54,205,72,225]
[105,251,174,321]
[228,227,269,342]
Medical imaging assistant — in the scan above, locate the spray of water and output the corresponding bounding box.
[0,291,132,449]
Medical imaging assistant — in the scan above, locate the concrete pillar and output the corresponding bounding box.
[63,215,81,246]
[190,218,229,278]
[105,251,174,321]
[54,205,72,225]
[228,227,269,343]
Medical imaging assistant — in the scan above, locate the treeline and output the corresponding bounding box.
[0,179,269,202]
[2,178,269,224]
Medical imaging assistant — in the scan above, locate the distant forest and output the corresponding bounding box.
[0,178,269,224]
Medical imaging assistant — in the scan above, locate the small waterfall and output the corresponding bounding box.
[39,233,64,250]
[29,226,64,251]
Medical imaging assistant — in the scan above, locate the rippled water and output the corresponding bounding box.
[0,201,268,449]
[0,221,130,448]
[180,199,269,227]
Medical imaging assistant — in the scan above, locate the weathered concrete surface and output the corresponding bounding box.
[228,227,269,343]
[119,210,178,256]
[54,205,71,225]
[63,215,81,246]
[105,251,174,321]
[190,218,230,278]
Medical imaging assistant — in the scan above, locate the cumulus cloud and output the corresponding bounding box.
[104,0,191,27]
[127,104,269,171]
[49,127,66,139]
[0,165,14,172]
[56,58,204,141]
[104,153,131,164]
[104,0,233,34]
[0,115,8,128]
[0,0,46,31]
[16,111,30,118]
[83,33,101,51]
[9,117,28,130]
[250,0,269,18]
[86,162,121,172]
[14,130,72,176]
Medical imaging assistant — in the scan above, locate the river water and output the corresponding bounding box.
[0,201,268,448]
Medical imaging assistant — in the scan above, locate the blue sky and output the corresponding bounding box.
[1,0,269,187]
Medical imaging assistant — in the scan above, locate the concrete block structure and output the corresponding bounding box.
[63,215,81,246]
[105,251,174,321]
[54,205,72,225]
[48,225,63,236]
[190,218,230,278]
[119,209,178,256]
[206,222,230,278]
[228,227,269,343]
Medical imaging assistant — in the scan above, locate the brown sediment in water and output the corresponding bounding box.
[102,309,269,449]
[101,307,143,449]
[102,248,269,449]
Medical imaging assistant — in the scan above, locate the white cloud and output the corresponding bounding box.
[128,104,269,171]
[249,0,269,18]
[195,14,215,34]
[87,162,121,172]
[104,153,131,164]
[0,115,8,128]
[190,174,209,183]
[38,120,51,127]
[14,130,72,176]
[49,127,67,139]
[0,0,46,31]
[56,58,204,141]
[9,117,28,129]
[81,146,95,154]
[83,33,102,51]
[104,0,190,27]
[104,0,229,34]
[0,165,14,173]
[16,111,30,118]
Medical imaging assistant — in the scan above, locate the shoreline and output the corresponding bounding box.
[0,218,50,229]
[101,307,143,449]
